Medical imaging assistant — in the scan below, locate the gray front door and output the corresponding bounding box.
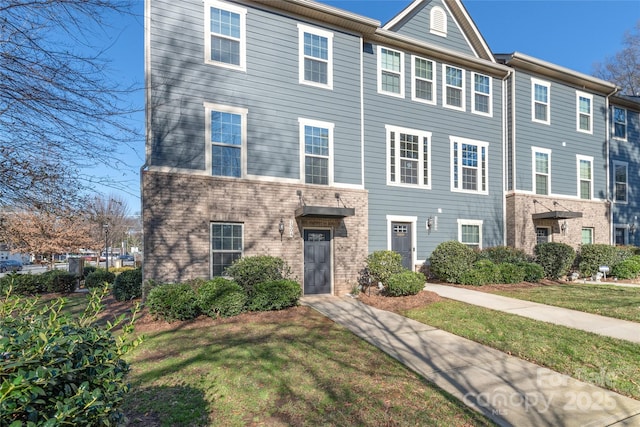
[304,230,331,294]
[392,222,412,270]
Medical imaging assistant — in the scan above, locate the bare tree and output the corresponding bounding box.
[86,194,132,255]
[0,0,141,210]
[593,21,640,96]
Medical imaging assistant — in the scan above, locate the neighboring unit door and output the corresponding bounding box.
[391,222,412,270]
[304,229,331,294]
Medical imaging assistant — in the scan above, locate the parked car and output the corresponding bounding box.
[0,259,23,273]
[118,255,135,262]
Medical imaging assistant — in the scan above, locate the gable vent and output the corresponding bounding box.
[430,6,447,37]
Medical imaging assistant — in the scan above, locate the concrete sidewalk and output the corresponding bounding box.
[301,295,640,427]
[425,284,640,344]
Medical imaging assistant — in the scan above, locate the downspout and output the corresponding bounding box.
[501,69,513,247]
[141,0,152,300]
[605,86,619,245]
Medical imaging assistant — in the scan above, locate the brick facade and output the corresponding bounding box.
[143,170,368,295]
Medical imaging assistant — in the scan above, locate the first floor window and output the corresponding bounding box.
[387,125,431,187]
[614,162,628,203]
[577,156,593,200]
[300,118,333,185]
[536,227,550,244]
[581,227,594,245]
[615,227,627,246]
[451,137,489,194]
[211,223,243,276]
[206,103,246,178]
[458,219,482,250]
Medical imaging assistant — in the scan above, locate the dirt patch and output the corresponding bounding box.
[357,289,442,313]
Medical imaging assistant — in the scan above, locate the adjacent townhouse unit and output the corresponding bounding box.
[143,0,636,294]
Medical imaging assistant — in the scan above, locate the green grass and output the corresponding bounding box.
[487,283,640,322]
[404,301,640,400]
[123,308,496,426]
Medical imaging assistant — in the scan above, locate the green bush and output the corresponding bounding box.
[147,283,200,322]
[197,278,247,318]
[39,269,77,293]
[577,244,620,278]
[83,265,97,277]
[498,263,526,284]
[473,259,501,284]
[225,256,292,296]
[113,268,142,301]
[385,271,425,296]
[459,269,489,286]
[518,262,545,283]
[477,246,531,264]
[85,269,116,289]
[429,241,477,283]
[611,256,640,279]
[0,273,42,295]
[534,242,576,280]
[246,280,301,312]
[365,251,405,286]
[0,285,141,426]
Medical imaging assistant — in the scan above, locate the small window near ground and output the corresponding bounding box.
[536,227,550,244]
[458,219,482,250]
[581,227,594,245]
[211,223,243,276]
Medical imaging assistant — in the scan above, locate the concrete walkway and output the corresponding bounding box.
[301,295,640,427]
[425,284,640,344]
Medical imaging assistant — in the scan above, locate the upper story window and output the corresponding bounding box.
[613,107,627,140]
[577,92,593,133]
[451,136,489,195]
[205,102,246,178]
[378,47,404,97]
[298,24,333,89]
[386,125,431,188]
[443,65,464,111]
[472,72,492,116]
[411,56,435,104]
[532,78,550,124]
[577,155,593,200]
[532,147,551,195]
[299,118,333,185]
[458,219,483,250]
[613,161,628,203]
[205,0,246,71]
[430,6,447,37]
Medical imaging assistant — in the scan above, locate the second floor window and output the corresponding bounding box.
[206,103,246,178]
[451,137,488,194]
[206,1,246,70]
[298,24,333,89]
[577,156,593,200]
[532,79,550,124]
[444,65,464,110]
[533,148,550,195]
[300,119,333,185]
[472,73,491,115]
[379,47,404,97]
[577,92,593,133]
[614,107,627,140]
[386,125,431,188]
[614,161,628,203]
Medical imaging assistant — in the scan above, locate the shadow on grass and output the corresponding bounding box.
[123,384,209,427]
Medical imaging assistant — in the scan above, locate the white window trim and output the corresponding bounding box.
[471,72,492,117]
[297,24,333,90]
[443,64,465,111]
[429,6,447,37]
[581,227,594,245]
[457,219,483,249]
[613,106,627,141]
[576,155,594,200]
[204,102,247,178]
[377,46,405,98]
[411,55,436,105]
[298,118,334,186]
[614,224,630,246]
[531,147,551,195]
[613,160,628,204]
[210,222,244,277]
[385,125,432,189]
[531,78,550,125]
[204,0,247,71]
[386,215,417,269]
[450,136,489,195]
[576,91,593,134]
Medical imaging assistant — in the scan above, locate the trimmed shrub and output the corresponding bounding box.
[459,269,489,286]
[611,256,640,280]
[477,246,531,264]
[519,262,545,283]
[0,286,140,426]
[147,283,200,322]
[39,269,77,293]
[498,263,526,284]
[385,271,425,296]
[113,268,142,301]
[85,269,116,289]
[0,273,42,295]
[577,244,620,278]
[225,256,292,296]
[197,278,247,318]
[365,251,405,286]
[473,259,501,284]
[246,280,301,312]
[429,241,477,283]
[83,265,97,277]
[534,242,576,280]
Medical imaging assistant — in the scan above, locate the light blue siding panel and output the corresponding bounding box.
[611,106,640,236]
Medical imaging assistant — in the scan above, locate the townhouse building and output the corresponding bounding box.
[143,0,638,294]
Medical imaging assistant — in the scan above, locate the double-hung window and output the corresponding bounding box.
[205,0,246,71]
[300,118,333,185]
[577,155,593,200]
[577,92,593,133]
[443,65,464,110]
[458,219,483,249]
[411,56,435,104]
[581,228,594,245]
[378,47,404,97]
[386,125,431,188]
[451,137,489,194]
[205,103,246,178]
[472,72,491,116]
[532,78,550,124]
[532,147,551,195]
[298,24,333,89]
[211,223,243,277]
[613,107,627,140]
[613,161,628,203]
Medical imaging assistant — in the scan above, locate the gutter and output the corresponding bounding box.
[605,85,621,245]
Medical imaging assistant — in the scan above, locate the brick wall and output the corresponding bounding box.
[143,170,368,295]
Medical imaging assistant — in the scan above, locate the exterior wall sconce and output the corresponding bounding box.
[278,218,285,240]
[629,221,636,235]
[560,220,568,236]
[426,216,433,233]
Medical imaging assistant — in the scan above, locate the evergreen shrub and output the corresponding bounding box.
[147,283,200,322]
[197,277,247,318]
[246,280,301,312]
[385,271,425,296]
[429,241,477,283]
